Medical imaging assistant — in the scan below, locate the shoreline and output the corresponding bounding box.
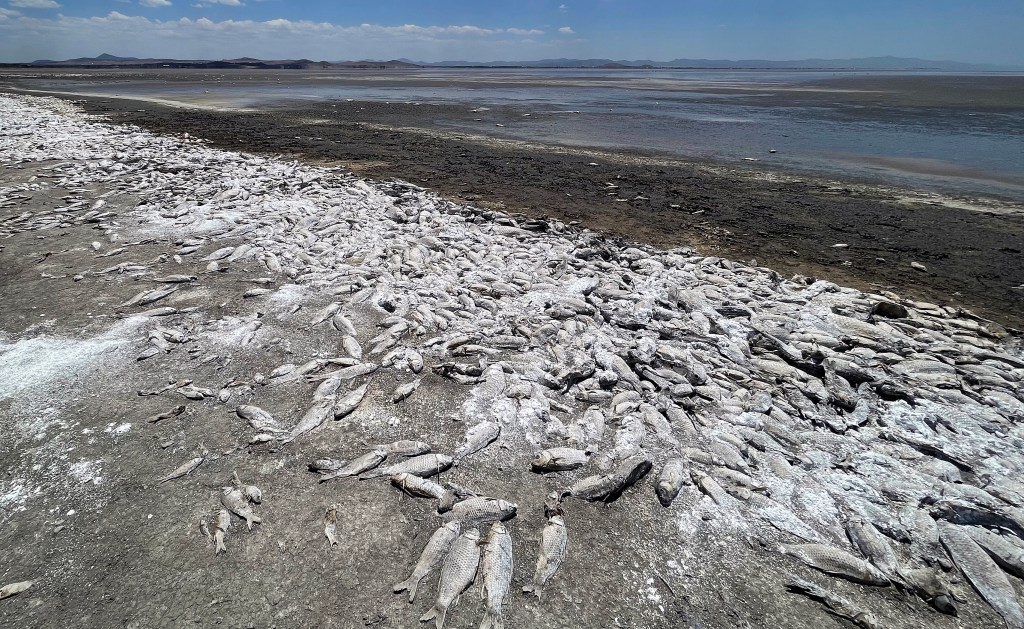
[3,74,1021,328]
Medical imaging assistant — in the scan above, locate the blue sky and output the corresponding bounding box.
[1,1,1022,64]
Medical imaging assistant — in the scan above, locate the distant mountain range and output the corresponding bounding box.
[406,56,1014,71]
[21,53,418,70]
[13,53,1017,71]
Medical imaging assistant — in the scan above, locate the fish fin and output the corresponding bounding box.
[419,606,438,623]
[480,609,502,629]
[215,539,226,554]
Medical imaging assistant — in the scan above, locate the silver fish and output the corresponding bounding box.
[361,453,453,480]
[421,528,481,629]
[325,504,339,547]
[236,404,284,433]
[157,456,203,484]
[333,384,368,419]
[568,455,652,503]
[656,458,689,507]
[787,576,882,629]
[447,497,518,528]
[331,312,358,336]
[454,421,500,461]
[220,487,262,530]
[780,544,889,585]
[939,521,1024,629]
[393,521,461,603]
[392,378,422,403]
[322,447,388,481]
[214,508,230,555]
[524,514,568,599]
[480,522,513,629]
[280,398,334,444]
[965,525,1024,579]
[846,518,898,577]
[532,447,589,473]
[308,458,346,474]
[391,472,447,499]
[341,335,363,360]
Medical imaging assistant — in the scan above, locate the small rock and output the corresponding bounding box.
[910,261,928,271]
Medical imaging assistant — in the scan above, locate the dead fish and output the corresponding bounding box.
[220,487,262,530]
[324,504,339,547]
[119,285,177,308]
[329,362,379,381]
[656,458,689,507]
[391,473,447,499]
[446,497,518,528]
[157,456,203,484]
[333,384,368,419]
[213,508,230,555]
[200,246,234,261]
[421,528,481,629]
[308,458,346,474]
[939,521,1024,629]
[846,518,898,577]
[780,544,889,585]
[407,349,424,374]
[393,521,462,603]
[235,405,284,433]
[0,580,33,601]
[392,378,422,403]
[151,274,195,283]
[341,335,363,360]
[279,398,334,444]
[331,312,358,336]
[523,514,568,599]
[454,421,500,461]
[480,521,514,629]
[787,575,882,629]
[568,455,652,503]
[321,447,388,481]
[309,302,342,327]
[360,453,453,480]
[896,565,958,615]
[242,288,271,298]
[532,447,589,473]
[965,525,1024,579]
[385,440,432,457]
[146,404,186,424]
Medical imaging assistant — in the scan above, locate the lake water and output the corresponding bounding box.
[31,68,1024,200]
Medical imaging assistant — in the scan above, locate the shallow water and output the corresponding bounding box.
[37,68,1024,200]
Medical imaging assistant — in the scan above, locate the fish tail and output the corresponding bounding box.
[480,608,503,629]
[215,536,226,555]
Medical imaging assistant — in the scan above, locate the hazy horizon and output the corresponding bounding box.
[1,1,1022,66]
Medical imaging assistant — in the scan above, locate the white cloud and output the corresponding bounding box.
[139,0,172,7]
[0,7,22,17]
[558,26,574,34]
[9,0,60,8]
[559,4,568,12]
[0,12,582,62]
[193,0,243,6]
[507,27,544,36]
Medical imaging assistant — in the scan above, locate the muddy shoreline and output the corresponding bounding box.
[16,88,1024,329]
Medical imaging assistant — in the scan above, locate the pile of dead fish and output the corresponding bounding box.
[4,94,1024,628]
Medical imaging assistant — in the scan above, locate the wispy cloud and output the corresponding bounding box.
[139,0,172,7]
[558,26,574,35]
[9,0,61,8]
[0,11,578,62]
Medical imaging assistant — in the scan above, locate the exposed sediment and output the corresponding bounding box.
[2,94,1024,628]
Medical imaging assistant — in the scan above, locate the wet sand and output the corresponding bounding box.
[3,69,1022,329]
